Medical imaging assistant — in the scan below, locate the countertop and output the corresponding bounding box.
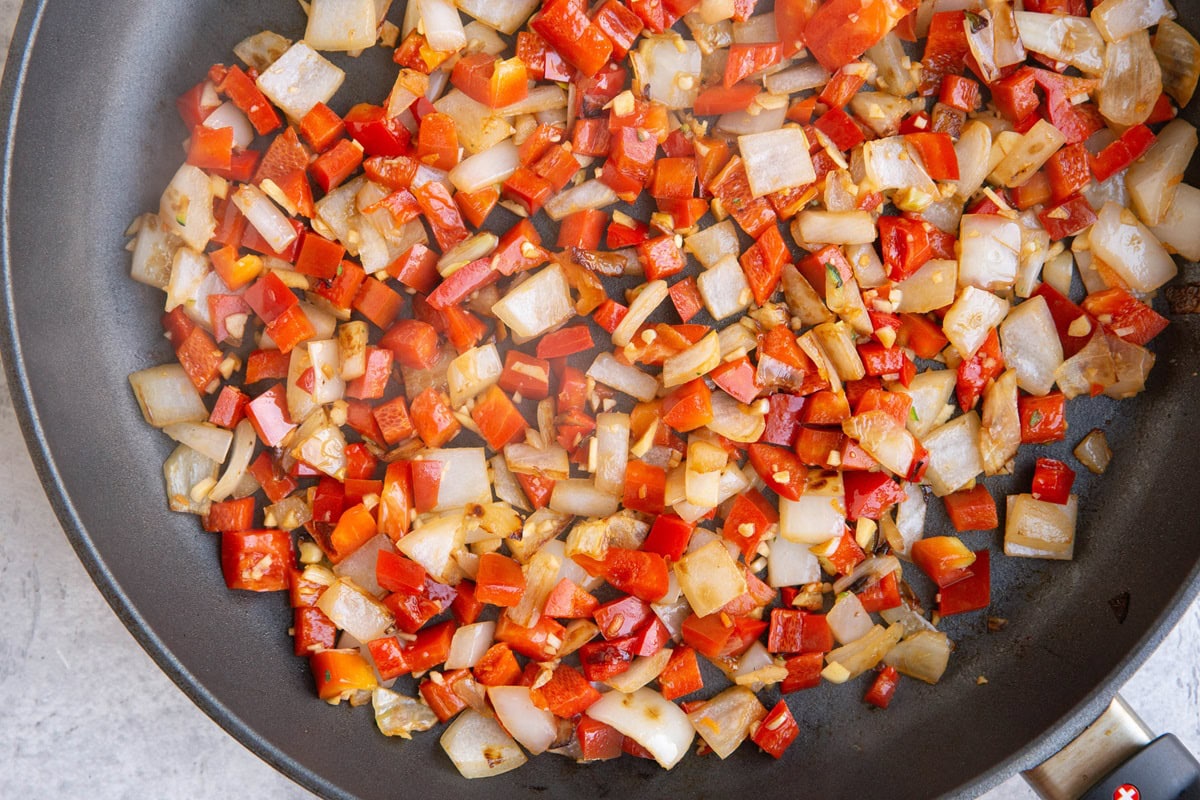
[1,2,1199,799]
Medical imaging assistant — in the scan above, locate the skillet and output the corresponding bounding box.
[2,1,1200,798]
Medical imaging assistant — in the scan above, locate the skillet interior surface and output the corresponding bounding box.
[3,1,1200,798]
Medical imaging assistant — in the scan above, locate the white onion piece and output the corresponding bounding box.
[202,101,255,149]
[494,85,569,117]
[894,258,958,314]
[843,411,918,477]
[852,136,938,195]
[447,344,503,407]
[456,0,540,35]
[794,210,877,245]
[491,264,575,339]
[1126,119,1197,227]
[718,320,760,359]
[504,442,570,479]
[307,339,345,405]
[1105,334,1154,399]
[160,164,216,251]
[921,412,984,496]
[813,322,865,383]
[317,579,394,642]
[163,246,209,314]
[1091,0,1174,43]
[779,471,846,544]
[163,422,233,464]
[943,286,1010,359]
[685,219,739,268]
[1055,330,1117,399]
[706,392,766,443]
[1043,250,1074,297]
[893,369,956,440]
[290,408,347,479]
[587,689,695,769]
[448,140,521,194]
[434,90,514,154]
[958,215,1021,291]
[441,710,528,778]
[832,555,901,595]
[686,686,766,759]
[607,649,673,693]
[418,0,467,51]
[488,686,557,755]
[980,369,1020,476]
[718,101,787,136]
[880,603,939,636]
[129,214,180,289]
[594,413,631,496]
[507,548,561,626]
[397,512,467,584]
[890,483,928,558]
[1013,12,1105,75]
[129,364,209,427]
[1150,183,1200,260]
[543,180,620,221]
[256,41,346,120]
[232,184,299,253]
[989,119,1066,189]
[209,420,257,502]
[1075,429,1113,474]
[826,623,904,679]
[675,540,747,617]
[1088,202,1177,292]
[883,631,952,683]
[952,121,993,202]
[697,255,751,320]
[1000,295,1063,396]
[413,448,491,511]
[587,353,659,402]
[1004,493,1077,559]
[631,37,702,110]
[663,331,721,388]
[332,533,395,597]
[1154,20,1200,106]
[739,128,816,197]
[764,61,830,93]
[1097,30,1162,127]
[306,0,378,51]
[673,463,749,523]
[828,592,875,644]
[163,444,219,515]
[550,479,621,518]
[233,30,291,72]
[490,454,530,512]
[767,534,821,588]
[373,688,438,739]
[848,92,911,138]
[867,32,919,96]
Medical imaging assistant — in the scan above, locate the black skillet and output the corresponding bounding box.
[3,1,1200,798]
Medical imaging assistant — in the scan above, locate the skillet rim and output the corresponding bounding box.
[1,2,1198,798]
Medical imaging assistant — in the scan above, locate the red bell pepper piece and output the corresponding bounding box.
[531,0,614,77]
[221,529,293,591]
[1032,458,1075,504]
[1081,288,1169,346]
[843,470,905,520]
[938,550,991,615]
[911,536,976,588]
[956,328,1005,411]
[864,665,900,708]
[752,700,800,758]
[803,0,919,72]
[1018,392,1067,444]
[748,443,807,501]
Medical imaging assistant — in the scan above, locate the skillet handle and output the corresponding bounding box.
[1023,696,1200,800]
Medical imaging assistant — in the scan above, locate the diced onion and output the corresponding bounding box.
[1013,12,1105,75]
[1154,19,1200,107]
[163,444,219,515]
[767,534,821,588]
[706,392,766,443]
[488,686,558,755]
[332,533,395,597]
[209,420,257,502]
[586,689,695,769]
[163,421,234,464]
[550,479,621,518]
[631,36,702,110]
[440,710,528,778]
[662,331,721,388]
[1091,0,1174,43]
[675,540,748,617]
[883,631,952,683]
[396,512,467,584]
[544,180,620,222]
[446,344,503,407]
[779,471,846,544]
[739,128,816,197]
[1126,119,1197,227]
[255,41,346,120]
[825,623,904,679]
[764,61,830,94]
[504,441,571,479]
[980,369,1020,476]
[232,184,299,253]
[1004,493,1078,559]
[491,264,575,339]
[129,364,209,427]
[943,286,1010,359]
[1097,30,1163,127]
[827,592,875,644]
[413,448,492,511]
[697,255,752,320]
[921,412,984,496]
[373,688,438,739]
[1088,202,1178,292]
[794,210,877,245]
[594,413,631,496]
[160,164,216,251]
[1000,295,1063,396]
[1075,429,1113,474]
[305,0,378,51]
[317,579,394,642]
[448,141,520,195]
[685,686,766,759]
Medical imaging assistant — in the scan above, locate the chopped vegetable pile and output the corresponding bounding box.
[127,0,1195,777]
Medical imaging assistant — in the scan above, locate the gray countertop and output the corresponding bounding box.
[1,2,1198,798]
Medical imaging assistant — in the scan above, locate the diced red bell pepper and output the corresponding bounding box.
[781,651,825,692]
[221,529,292,591]
[531,0,614,77]
[943,484,999,531]
[642,514,695,562]
[748,443,807,501]
[694,83,762,116]
[577,636,637,681]
[804,0,919,72]
[843,470,905,520]
[1018,392,1067,444]
[1032,457,1075,505]
[752,700,800,757]
[724,42,782,87]
[603,548,669,603]
[1090,124,1157,182]
[311,650,377,701]
[938,549,991,615]
[1081,288,1168,346]
[911,536,976,588]
[218,65,281,135]
[533,664,602,717]
[203,497,255,533]
[864,665,900,709]
[471,385,527,451]
[1038,195,1097,242]
[657,645,704,700]
[576,716,624,761]
[543,578,599,619]
[246,383,296,446]
[878,215,934,281]
[956,328,1005,411]
[857,572,902,613]
[594,595,654,640]
[410,387,460,448]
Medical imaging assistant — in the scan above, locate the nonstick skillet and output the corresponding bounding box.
[3,1,1200,798]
